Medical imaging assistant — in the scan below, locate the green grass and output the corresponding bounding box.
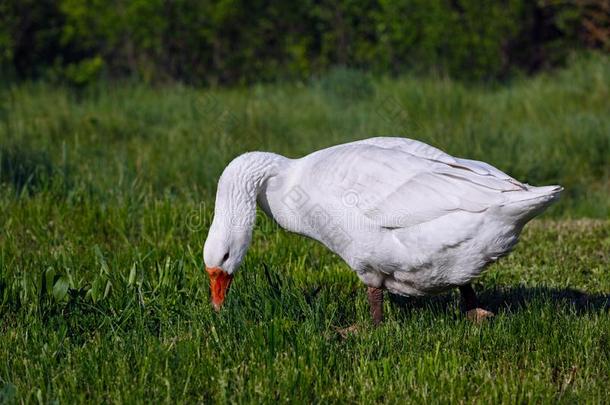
[1,55,609,403]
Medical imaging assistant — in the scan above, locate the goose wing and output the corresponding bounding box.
[352,137,526,188]
[306,141,522,228]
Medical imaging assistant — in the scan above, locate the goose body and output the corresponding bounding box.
[204,137,562,318]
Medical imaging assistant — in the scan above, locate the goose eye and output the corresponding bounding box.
[222,252,230,263]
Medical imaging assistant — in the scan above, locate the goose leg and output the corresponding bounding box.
[459,284,494,323]
[367,287,384,326]
[336,286,384,337]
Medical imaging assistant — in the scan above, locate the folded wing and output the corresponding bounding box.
[308,140,523,228]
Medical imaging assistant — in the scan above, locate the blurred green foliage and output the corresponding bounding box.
[1,0,608,85]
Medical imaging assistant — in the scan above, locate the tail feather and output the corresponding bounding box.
[508,184,563,202]
[502,184,563,221]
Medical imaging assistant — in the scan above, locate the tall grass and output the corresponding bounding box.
[0,55,609,403]
[1,53,608,215]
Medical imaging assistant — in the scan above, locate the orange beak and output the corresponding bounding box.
[206,267,234,311]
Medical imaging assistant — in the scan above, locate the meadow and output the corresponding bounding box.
[0,54,609,403]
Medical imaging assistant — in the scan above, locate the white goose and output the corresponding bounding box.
[204,137,562,323]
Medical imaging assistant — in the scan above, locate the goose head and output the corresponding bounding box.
[203,152,285,311]
[203,213,253,311]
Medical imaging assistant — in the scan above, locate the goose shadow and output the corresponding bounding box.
[387,286,610,316]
